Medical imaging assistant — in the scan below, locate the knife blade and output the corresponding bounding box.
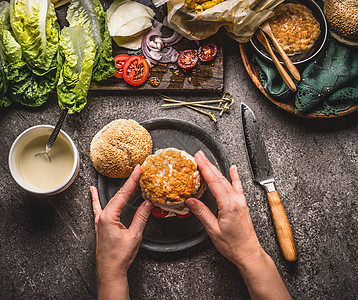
[241,103,297,262]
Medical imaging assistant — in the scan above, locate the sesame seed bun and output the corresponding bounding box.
[324,0,358,47]
[90,119,152,178]
[140,148,206,215]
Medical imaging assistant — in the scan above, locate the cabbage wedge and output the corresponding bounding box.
[57,26,96,114]
[107,0,155,50]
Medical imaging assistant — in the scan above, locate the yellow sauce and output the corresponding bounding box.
[18,134,74,190]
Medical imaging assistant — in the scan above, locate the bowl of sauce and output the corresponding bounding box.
[9,125,80,195]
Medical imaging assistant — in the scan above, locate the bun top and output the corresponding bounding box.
[90,119,152,178]
[324,0,358,47]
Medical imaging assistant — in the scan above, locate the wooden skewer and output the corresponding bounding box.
[186,105,217,122]
[256,29,297,92]
[162,99,228,106]
[260,22,301,81]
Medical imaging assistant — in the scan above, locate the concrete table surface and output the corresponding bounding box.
[0,37,357,300]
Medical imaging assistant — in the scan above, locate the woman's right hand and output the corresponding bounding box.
[186,151,292,300]
[186,150,264,267]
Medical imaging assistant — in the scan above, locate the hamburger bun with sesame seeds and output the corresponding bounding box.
[324,0,358,47]
[140,148,206,215]
[90,119,152,178]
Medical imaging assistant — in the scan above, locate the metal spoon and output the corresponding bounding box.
[35,108,69,162]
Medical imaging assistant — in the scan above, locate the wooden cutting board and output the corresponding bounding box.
[55,1,224,93]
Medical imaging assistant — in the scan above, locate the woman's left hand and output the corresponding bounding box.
[90,165,153,299]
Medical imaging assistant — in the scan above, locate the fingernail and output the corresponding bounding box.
[231,165,237,173]
[145,200,153,207]
[186,198,196,208]
[197,150,206,160]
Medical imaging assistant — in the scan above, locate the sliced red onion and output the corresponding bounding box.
[159,47,179,63]
[142,21,183,65]
[162,32,182,46]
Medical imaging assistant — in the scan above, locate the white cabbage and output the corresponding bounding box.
[107,0,155,49]
[112,29,150,50]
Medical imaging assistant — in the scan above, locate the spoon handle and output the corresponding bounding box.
[46,108,69,152]
[260,22,301,81]
[256,30,297,92]
[270,36,301,81]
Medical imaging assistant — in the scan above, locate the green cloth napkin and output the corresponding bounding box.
[252,33,358,115]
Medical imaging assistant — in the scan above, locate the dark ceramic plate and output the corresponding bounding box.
[250,0,328,66]
[97,118,229,252]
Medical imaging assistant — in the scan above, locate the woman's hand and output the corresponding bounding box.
[90,165,153,300]
[186,151,263,267]
[186,151,292,300]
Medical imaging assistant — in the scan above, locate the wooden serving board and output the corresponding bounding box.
[239,42,358,119]
[55,1,224,93]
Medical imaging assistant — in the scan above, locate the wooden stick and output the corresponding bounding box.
[260,22,301,81]
[256,30,297,92]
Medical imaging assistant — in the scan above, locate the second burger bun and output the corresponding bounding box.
[90,119,152,178]
[140,148,206,215]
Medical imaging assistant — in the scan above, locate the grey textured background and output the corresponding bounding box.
[0,37,357,299]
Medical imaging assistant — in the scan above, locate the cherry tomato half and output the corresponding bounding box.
[198,43,217,62]
[114,54,130,79]
[152,207,169,218]
[122,55,149,86]
[175,211,192,218]
[177,49,198,69]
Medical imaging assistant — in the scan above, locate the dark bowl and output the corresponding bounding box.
[250,0,328,66]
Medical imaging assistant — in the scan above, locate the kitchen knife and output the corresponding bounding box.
[241,103,297,262]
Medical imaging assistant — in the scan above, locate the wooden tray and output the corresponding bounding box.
[56,2,224,93]
[239,43,358,119]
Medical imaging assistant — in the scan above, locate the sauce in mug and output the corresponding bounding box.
[18,134,74,190]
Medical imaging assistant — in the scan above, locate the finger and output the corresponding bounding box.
[230,165,248,206]
[230,165,244,194]
[106,165,141,214]
[129,200,153,236]
[90,186,102,227]
[195,151,234,205]
[186,198,219,236]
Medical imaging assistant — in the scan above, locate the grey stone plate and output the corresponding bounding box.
[98,118,229,252]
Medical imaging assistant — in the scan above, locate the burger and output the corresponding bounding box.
[90,119,153,178]
[140,148,206,218]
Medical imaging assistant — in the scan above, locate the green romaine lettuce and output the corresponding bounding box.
[0,0,58,108]
[9,0,60,76]
[0,2,10,107]
[10,67,59,107]
[67,0,116,82]
[57,26,96,114]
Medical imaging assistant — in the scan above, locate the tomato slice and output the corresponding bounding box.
[198,43,217,62]
[114,54,130,79]
[122,55,149,86]
[152,207,169,218]
[177,49,198,69]
[175,210,192,218]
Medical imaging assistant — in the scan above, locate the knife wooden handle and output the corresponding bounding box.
[267,191,298,261]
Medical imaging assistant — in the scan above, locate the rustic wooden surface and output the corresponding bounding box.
[239,43,358,119]
[55,1,224,93]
